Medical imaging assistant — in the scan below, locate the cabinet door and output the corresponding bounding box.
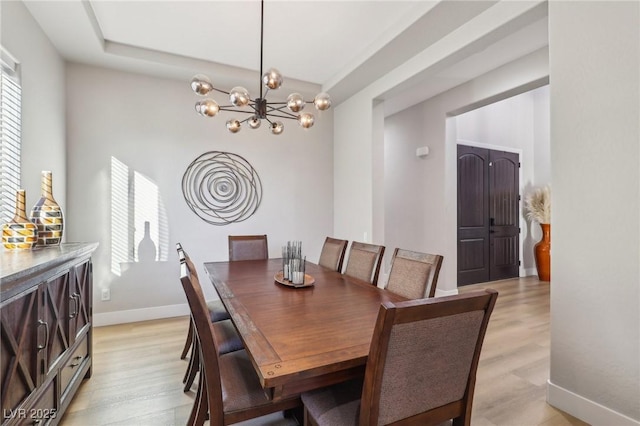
[69,260,92,341]
[1,290,40,421]
[41,273,71,377]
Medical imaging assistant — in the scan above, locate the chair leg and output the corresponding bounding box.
[181,320,194,360]
[187,366,201,426]
[193,363,208,426]
[183,337,200,391]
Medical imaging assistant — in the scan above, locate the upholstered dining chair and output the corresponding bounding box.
[343,241,385,286]
[228,234,268,261]
[301,289,498,426]
[178,251,301,426]
[177,244,243,392]
[318,237,349,272]
[385,249,444,299]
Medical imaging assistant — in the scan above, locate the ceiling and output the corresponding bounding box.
[22,0,549,114]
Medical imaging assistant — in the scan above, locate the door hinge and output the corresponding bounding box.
[518,195,521,201]
[519,227,521,233]
[518,162,521,168]
[518,260,521,266]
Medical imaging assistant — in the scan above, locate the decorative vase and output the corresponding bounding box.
[30,171,64,246]
[2,189,38,250]
[534,223,551,281]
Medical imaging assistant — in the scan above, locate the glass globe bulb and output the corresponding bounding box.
[313,92,331,111]
[229,87,250,107]
[248,116,261,129]
[298,112,315,129]
[196,99,219,117]
[262,68,283,90]
[191,74,213,96]
[287,93,305,113]
[271,121,284,135]
[226,119,241,133]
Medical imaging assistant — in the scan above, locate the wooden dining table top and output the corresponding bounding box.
[203,258,406,399]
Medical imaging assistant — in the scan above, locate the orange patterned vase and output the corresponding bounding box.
[534,223,551,281]
[2,189,38,250]
[30,171,64,246]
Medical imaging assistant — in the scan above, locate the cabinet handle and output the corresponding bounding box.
[70,355,83,367]
[69,294,78,319]
[73,293,80,317]
[37,319,49,350]
[69,293,80,319]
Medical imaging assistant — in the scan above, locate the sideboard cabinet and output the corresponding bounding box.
[1,243,98,425]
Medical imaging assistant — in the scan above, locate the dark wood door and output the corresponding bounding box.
[457,145,520,285]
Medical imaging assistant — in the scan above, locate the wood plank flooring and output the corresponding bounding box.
[60,277,589,425]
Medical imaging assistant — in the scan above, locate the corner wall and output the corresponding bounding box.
[1,1,66,215]
[548,1,640,423]
[382,48,549,293]
[65,63,334,325]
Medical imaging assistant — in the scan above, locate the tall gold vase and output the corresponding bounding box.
[2,189,38,250]
[30,171,64,246]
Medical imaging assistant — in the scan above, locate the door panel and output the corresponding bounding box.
[457,146,490,285]
[489,150,520,281]
[458,145,520,285]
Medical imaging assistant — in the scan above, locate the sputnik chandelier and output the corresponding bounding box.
[190,0,331,135]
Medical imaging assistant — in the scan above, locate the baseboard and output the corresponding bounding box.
[435,288,459,297]
[547,380,640,426]
[94,303,190,327]
[523,268,537,277]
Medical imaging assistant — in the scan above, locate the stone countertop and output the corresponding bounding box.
[1,242,99,303]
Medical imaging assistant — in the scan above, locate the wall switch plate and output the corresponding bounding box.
[101,288,111,301]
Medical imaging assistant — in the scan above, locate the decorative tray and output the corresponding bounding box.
[274,271,315,288]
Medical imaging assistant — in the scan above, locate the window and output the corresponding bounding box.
[0,47,21,223]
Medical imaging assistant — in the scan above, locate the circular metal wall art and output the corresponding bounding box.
[182,151,263,225]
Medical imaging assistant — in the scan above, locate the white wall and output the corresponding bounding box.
[334,0,550,290]
[381,48,549,293]
[65,63,334,324]
[1,1,66,217]
[548,1,639,424]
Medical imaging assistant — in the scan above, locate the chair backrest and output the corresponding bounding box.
[359,289,498,426]
[385,249,444,299]
[176,243,226,425]
[344,241,385,285]
[318,237,349,272]
[228,234,268,261]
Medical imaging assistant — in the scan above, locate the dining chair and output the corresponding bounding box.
[178,253,301,426]
[385,248,444,299]
[179,244,232,360]
[228,234,268,261]
[301,289,498,426]
[343,241,385,285]
[318,237,349,272]
[177,244,243,392]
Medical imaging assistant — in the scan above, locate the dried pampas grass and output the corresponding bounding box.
[525,186,551,224]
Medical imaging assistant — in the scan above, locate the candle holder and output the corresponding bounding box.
[276,241,311,287]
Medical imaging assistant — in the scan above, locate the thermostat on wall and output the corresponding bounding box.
[416,146,430,157]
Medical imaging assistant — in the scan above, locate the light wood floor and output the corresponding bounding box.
[61,277,589,425]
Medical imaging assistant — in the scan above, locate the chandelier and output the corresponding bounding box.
[190,0,331,135]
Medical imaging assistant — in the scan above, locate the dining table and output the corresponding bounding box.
[203,258,406,400]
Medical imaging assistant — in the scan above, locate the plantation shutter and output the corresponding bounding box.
[0,47,21,223]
